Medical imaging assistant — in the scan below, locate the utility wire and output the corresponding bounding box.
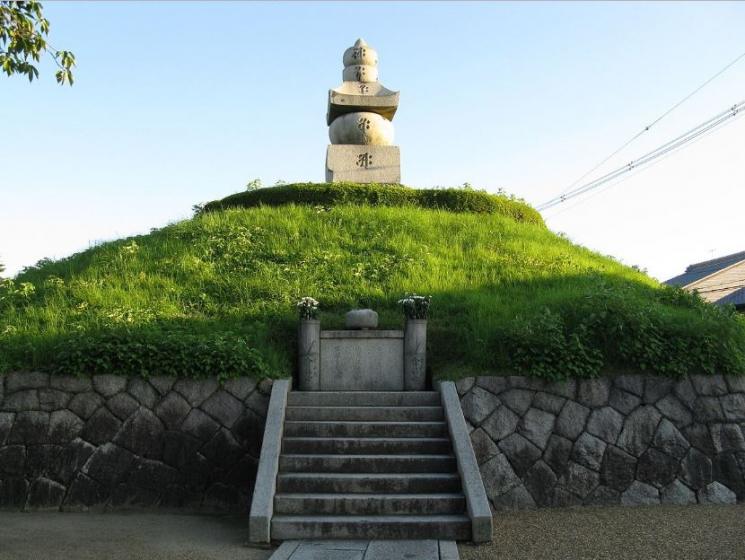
[542,111,742,220]
[556,49,745,198]
[537,99,745,211]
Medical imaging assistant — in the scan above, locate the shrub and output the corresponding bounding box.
[497,284,745,380]
[202,182,544,226]
[0,278,37,309]
[42,330,272,381]
[502,308,604,380]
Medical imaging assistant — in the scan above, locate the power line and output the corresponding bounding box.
[537,99,745,212]
[541,112,743,220]
[556,49,745,198]
[539,100,745,211]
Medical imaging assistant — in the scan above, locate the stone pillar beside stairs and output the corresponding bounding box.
[404,319,427,390]
[298,319,321,390]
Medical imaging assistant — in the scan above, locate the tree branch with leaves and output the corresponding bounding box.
[0,1,74,85]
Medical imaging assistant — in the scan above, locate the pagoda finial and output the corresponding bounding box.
[342,39,379,82]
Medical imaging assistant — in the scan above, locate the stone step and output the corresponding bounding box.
[279,454,457,474]
[285,406,444,422]
[277,473,462,494]
[283,421,449,438]
[287,391,441,407]
[270,514,471,540]
[273,493,466,515]
[282,437,453,455]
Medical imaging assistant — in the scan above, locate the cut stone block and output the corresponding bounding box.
[499,433,541,476]
[461,387,501,426]
[439,381,493,542]
[558,461,599,499]
[287,391,439,407]
[250,379,290,543]
[326,145,400,183]
[274,494,465,516]
[364,539,438,560]
[482,405,519,442]
[320,330,404,391]
[661,479,696,505]
[586,406,624,444]
[491,484,536,511]
[518,408,555,449]
[621,480,659,506]
[584,485,621,506]
[523,460,558,507]
[555,401,590,441]
[680,446,712,489]
[617,405,662,457]
[571,433,606,471]
[270,515,470,541]
[345,309,378,329]
[470,428,500,465]
[499,389,533,416]
[697,481,736,504]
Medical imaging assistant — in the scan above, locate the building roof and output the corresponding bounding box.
[665,250,745,288]
[717,286,745,308]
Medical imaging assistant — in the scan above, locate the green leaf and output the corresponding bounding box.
[0,1,74,86]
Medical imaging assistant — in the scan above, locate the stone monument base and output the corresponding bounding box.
[325,144,400,183]
[320,330,404,390]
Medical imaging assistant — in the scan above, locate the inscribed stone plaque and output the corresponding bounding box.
[325,145,401,184]
[320,331,404,390]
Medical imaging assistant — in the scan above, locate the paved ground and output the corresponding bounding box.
[1,505,744,560]
[269,540,458,560]
[0,512,275,560]
[460,504,745,560]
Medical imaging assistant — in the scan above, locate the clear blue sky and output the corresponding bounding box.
[2,1,744,280]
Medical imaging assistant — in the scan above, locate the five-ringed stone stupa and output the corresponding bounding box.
[325,38,400,183]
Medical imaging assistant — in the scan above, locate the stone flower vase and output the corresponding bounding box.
[298,318,321,390]
[404,319,427,390]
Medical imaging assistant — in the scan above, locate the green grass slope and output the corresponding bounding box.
[202,181,544,226]
[2,183,744,380]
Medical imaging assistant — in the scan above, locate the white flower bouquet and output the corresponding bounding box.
[297,297,320,320]
[398,294,431,320]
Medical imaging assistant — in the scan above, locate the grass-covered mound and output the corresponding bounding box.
[1,183,744,380]
[202,182,544,226]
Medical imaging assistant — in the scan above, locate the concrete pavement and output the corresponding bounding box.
[269,540,459,560]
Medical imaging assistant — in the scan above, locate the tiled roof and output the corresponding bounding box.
[717,286,745,308]
[665,250,745,287]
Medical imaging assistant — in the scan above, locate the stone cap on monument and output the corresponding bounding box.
[345,308,379,329]
[327,38,399,125]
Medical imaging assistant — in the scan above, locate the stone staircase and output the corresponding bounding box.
[270,390,472,540]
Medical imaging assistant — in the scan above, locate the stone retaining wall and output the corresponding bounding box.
[4,370,743,515]
[459,375,745,510]
[0,372,269,512]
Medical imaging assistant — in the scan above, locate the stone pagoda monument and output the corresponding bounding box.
[325,39,400,183]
